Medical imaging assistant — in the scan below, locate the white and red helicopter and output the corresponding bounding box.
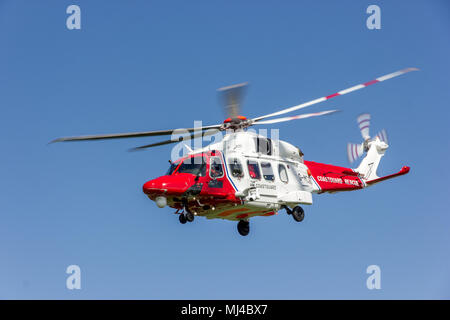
[53,68,417,236]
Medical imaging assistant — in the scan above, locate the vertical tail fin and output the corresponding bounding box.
[356,138,388,180]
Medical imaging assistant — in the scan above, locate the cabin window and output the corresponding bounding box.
[247,160,261,180]
[228,158,244,178]
[255,137,272,155]
[261,162,275,181]
[209,156,224,179]
[278,164,289,183]
[176,156,206,176]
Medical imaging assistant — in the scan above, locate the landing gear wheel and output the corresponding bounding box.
[185,211,195,222]
[292,206,305,222]
[237,220,250,236]
[179,213,187,224]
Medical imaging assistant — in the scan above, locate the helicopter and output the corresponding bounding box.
[52,68,417,236]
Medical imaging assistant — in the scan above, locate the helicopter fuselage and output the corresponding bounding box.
[143,131,366,221]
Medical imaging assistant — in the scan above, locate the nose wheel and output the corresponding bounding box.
[185,210,194,222]
[237,220,250,236]
[179,213,187,224]
[178,207,195,224]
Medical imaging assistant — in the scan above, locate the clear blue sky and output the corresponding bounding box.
[1,0,449,299]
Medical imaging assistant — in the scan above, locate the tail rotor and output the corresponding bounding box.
[347,113,388,164]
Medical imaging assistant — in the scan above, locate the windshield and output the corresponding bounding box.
[165,162,179,176]
[176,157,207,176]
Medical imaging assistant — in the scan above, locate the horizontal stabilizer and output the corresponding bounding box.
[365,166,410,185]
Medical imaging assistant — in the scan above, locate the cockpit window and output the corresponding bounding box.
[209,156,224,179]
[228,158,244,178]
[176,156,207,176]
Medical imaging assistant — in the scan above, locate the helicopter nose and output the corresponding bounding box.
[143,179,163,195]
[143,175,194,196]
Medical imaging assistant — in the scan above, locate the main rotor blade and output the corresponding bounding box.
[218,82,248,118]
[50,124,222,143]
[253,109,339,125]
[129,128,221,151]
[252,68,419,122]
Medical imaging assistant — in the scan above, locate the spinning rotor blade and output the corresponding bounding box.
[51,124,222,143]
[253,109,339,125]
[347,143,364,163]
[357,113,371,140]
[252,68,419,122]
[129,128,220,151]
[218,82,248,118]
[376,129,388,144]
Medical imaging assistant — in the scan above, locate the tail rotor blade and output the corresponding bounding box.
[347,142,364,163]
[376,129,388,144]
[357,113,371,140]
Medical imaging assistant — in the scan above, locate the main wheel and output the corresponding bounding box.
[237,220,250,236]
[179,213,187,224]
[185,211,195,222]
[292,206,305,222]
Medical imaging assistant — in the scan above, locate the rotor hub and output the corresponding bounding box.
[223,115,249,130]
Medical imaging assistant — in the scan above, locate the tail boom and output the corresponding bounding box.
[304,161,365,193]
[304,162,410,194]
